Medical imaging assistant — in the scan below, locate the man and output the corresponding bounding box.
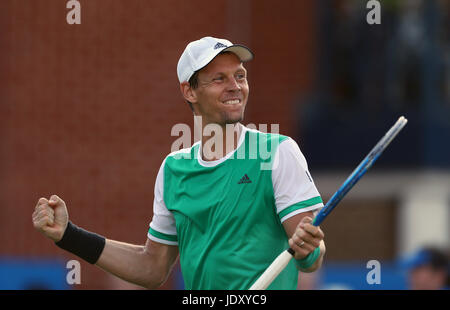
[32,36,325,290]
[403,246,449,290]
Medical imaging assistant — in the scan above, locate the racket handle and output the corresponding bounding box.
[249,249,294,290]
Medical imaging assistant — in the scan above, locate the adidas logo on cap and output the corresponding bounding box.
[214,42,228,49]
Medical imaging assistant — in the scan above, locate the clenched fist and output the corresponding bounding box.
[32,195,68,242]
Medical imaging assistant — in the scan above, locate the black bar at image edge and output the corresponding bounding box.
[0,290,444,307]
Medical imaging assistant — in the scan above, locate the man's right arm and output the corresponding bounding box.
[32,194,179,289]
[96,238,178,289]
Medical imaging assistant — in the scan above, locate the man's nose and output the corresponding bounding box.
[226,77,241,91]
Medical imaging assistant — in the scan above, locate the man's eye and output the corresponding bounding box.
[213,77,224,82]
[236,74,246,80]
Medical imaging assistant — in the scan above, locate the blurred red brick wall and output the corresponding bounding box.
[0,0,315,289]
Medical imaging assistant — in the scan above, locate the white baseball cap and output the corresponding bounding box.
[177,36,254,84]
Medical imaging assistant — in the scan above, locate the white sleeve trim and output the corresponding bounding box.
[272,137,323,215]
[148,157,178,237]
[147,233,178,246]
[280,204,324,223]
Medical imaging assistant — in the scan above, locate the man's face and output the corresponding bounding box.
[190,52,249,126]
[409,265,446,290]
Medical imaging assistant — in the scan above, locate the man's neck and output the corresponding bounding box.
[200,122,243,161]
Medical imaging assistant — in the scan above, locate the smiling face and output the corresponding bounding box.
[181,52,249,126]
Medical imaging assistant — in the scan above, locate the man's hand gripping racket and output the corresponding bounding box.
[249,116,408,290]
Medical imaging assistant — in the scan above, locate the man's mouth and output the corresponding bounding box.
[222,99,242,105]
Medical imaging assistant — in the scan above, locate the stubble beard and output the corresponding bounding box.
[221,104,246,125]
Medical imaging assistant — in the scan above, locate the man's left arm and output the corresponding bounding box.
[271,137,326,273]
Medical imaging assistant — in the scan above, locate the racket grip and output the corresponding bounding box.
[249,249,294,290]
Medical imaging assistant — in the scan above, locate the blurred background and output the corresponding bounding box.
[0,0,448,290]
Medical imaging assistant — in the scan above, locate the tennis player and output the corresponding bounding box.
[32,36,326,290]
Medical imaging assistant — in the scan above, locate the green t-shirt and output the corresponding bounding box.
[148,125,323,289]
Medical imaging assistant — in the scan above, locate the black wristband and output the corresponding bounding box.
[55,221,106,264]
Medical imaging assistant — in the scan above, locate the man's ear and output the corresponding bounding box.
[180,82,197,103]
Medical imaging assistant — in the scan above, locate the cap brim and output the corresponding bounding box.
[194,44,254,76]
[222,44,254,62]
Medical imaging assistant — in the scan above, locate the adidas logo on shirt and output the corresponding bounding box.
[238,174,252,184]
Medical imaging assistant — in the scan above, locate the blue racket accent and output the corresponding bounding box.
[312,116,408,226]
